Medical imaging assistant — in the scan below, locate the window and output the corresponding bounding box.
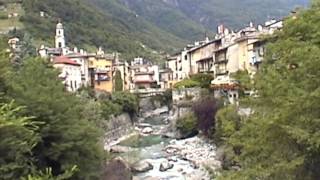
[70,81,73,90]
[58,42,62,48]
[74,81,77,89]
[185,55,188,60]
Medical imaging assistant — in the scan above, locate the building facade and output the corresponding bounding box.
[88,48,115,92]
[53,56,82,92]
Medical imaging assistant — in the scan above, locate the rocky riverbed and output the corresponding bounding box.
[105,104,221,180]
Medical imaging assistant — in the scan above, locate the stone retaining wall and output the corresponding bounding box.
[104,113,133,144]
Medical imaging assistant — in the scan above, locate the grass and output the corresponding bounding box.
[0,2,24,33]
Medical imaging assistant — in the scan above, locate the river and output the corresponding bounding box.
[111,114,220,180]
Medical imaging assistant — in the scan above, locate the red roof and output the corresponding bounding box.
[53,56,81,66]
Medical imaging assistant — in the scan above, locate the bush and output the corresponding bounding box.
[173,79,200,89]
[176,113,198,138]
[214,105,241,145]
[111,91,138,117]
[190,74,214,89]
[100,100,122,119]
[192,96,219,136]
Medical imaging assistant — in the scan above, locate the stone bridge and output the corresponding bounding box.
[130,88,166,98]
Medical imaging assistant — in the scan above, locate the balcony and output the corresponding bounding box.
[214,59,228,64]
[135,71,154,75]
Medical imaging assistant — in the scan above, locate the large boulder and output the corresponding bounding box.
[104,157,132,180]
[159,160,174,172]
[131,160,154,173]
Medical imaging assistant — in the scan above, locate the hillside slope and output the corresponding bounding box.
[116,0,309,31]
[88,0,212,41]
[21,0,188,59]
[162,0,309,30]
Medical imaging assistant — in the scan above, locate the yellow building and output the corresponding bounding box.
[88,49,115,93]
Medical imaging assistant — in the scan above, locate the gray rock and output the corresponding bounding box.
[104,157,132,180]
[110,145,131,153]
[159,161,174,172]
[139,97,155,112]
[142,127,153,134]
[168,156,178,162]
[131,160,153,173]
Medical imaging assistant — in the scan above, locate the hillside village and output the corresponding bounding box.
[2,0,320,179]
[7,15,286,104]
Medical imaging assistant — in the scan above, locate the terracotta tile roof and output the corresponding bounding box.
[53,56,81,66]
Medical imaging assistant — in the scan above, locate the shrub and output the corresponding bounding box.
[176,113,198,138]
[111,91,138,118]
[214,105,241,145]
[100,100,122,119]
[190,74,214,89]
[192,96,219,136]
[173,79,200,89]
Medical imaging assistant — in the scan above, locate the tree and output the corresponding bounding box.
[5,58,104,180]
[192,96,219,136]
[114,70,123,92]
[111,91,138,118]
[176,113,198,138]
[0,102,39,179]
[190,73,215,89]
[219,2,320,179]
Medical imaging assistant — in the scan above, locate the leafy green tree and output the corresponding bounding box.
[190,73,215,89]
[23,166,78,180]
[0,102,39,179]
[114,70,123,92]
[5,58,104,180]
[176,113,198,138]
[214,105,240,145]
[111,91,138,118]
[230,70,251,91]
[220,2,320,179]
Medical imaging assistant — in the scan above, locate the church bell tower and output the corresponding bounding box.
[55,21,66,48]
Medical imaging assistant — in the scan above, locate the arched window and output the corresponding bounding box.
[58,42,62,48]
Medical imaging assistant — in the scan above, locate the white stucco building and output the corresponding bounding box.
[53,56,82,92]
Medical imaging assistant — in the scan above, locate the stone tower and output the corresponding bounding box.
[55,22,66,48]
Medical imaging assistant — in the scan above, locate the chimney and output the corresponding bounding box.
[249,22,254,28]
[217,24,224,34]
